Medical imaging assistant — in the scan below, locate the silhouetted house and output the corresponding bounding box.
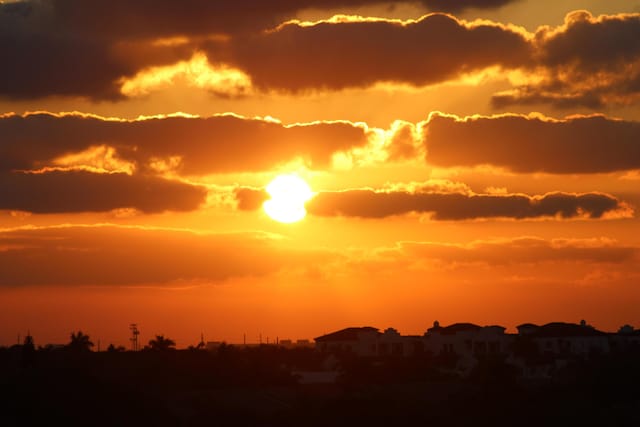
[378,327,424,357]
[516,323,539,336]
[315,327,380,357]
[424,321,511,358]
[610,324,640,351]
[523,321,610,357]
[315,327,424,357]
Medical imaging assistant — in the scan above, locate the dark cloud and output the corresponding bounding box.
[209,14,530,92]
[0,225,334,286]
[420,0,518,13]
[2,2,637,106]
[0,0,523,99]
[0,112,368,174]
[235,187,631,220]
[424,113,640,173]
[494,11,640,109]
[538,11,640,74]
[0,170,206,213]
[0,1,194,100]
[7,1,521,40]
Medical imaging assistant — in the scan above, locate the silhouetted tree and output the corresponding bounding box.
[148,335,176,351]
[66,330,94,352]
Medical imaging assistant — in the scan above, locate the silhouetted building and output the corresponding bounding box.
[611,324,640,351]
[314,319,633,379]
[521,321,610,357]
[424,322,510,358]
[315,327,380,356]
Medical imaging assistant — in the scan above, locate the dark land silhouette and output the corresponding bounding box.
[1,324,639,427]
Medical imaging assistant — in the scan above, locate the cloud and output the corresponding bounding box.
[424,113,640,173]
[0,1,524,100]
[234,187,269,211]
[387,237,640,265]
[420,0,519,13]
[0,170,207,213]
[2,3,637,108]
[1,224,632,288]
[0,112,369,174]
[235,185,632,220]
[208,14,530,92]
[0,1,196,100]
[0,225,336,286]
[493,11,640,108]
[307,190,630,220]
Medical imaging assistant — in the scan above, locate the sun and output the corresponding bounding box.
[263,174,314,223]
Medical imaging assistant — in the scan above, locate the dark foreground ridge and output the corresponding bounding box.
[1,321,639,426]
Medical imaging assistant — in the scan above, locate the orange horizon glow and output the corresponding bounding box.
[0,1,639,348]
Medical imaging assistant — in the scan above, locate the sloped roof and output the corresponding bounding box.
[517,323,539,329]
[530,322,607,338]
[428,322,482,335]
[314,327,380,342]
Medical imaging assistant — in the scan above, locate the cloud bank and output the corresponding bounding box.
[0,112,369,174]
[236,186,632,220]
[424,113,640,173]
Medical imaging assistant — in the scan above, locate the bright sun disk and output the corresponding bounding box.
[263,174,314,223]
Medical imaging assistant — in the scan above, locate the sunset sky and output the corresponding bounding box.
[1,0,639,349]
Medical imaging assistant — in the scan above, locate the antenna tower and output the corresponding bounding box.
[129,323,140,351]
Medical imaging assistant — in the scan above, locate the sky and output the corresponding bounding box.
[1,0,639,349]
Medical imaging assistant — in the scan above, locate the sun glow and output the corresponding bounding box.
[263,174,314,223]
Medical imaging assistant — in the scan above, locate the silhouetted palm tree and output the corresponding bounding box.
[67,331,94,352]
[148,335,176,351]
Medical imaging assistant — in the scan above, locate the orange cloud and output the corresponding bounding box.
[119,51,252,97]
[392,237,639,265]
[0,171,206,213]
[0,225,338,287]
[0,112,370,175]
[424,112,640,173]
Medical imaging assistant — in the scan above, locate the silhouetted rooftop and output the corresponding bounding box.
[530,322,607,338]
[427,322,482,334]
[314,327,380,342]
[516,323,539,329]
